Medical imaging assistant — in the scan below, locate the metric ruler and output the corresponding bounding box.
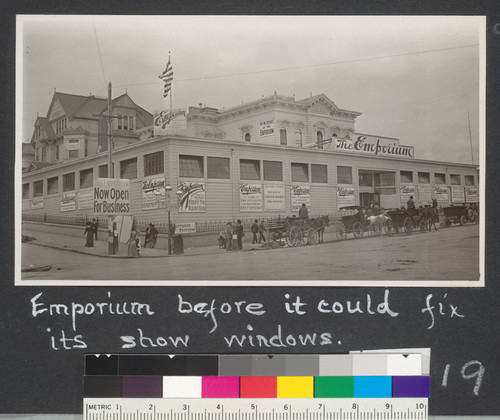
[84,398,428,420]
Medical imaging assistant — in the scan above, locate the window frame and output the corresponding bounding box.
[291,162,309,183]
[239,159,261,181]
[179,155,204,178]
[144,151,165,177]
[62,172,75,192]
[207,156,230,179]
[434,173,446,184]
[400,170,413,183]
[79,168,94,189]
[464,175,475,186]
[120,157,138,180]
[33,180,43,197]
[263,160,283,182]
[337,165,352,184]
[418,171,430,184]
[450,174,461,185]
[47,176,58,195]
[311,164,328,183]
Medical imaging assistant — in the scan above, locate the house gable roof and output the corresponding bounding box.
[30,116,56,144]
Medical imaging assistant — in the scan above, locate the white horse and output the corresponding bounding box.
[366,212,392,235]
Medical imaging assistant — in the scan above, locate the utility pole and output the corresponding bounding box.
[467,111,474,165]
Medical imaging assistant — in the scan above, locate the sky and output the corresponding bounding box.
[17,15,484,164]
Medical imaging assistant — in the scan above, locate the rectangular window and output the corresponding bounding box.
[240,159,260,180]
[79,168,93,188]
[358,171,373,187]
[434,173,446,184]
[84,140,88,157]
[450,174,461,185]
[22,183,30,199]
[207,157,230,179]
[56,145,60,160]
[311,164,328,183]
[33,180,43,197]
[465,175,475,186]
[144,151,164,177]
[337,166,352,184]
[280,129,287,146]
[263,161,283,181]
[98,165,108,178]
[400,170,413,183]
[374,172,395,187]
[291,163,309,182]
[63,172,75,191]
[418,172,430,183]
[47,176,58,194]
[41,147,47,162]
[120,158,138,179]
[179,155,204,178]
[69,149,79,159]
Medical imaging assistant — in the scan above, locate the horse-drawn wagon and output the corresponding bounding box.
[267,215,329,248]
[442,205,474,226]
[335,206,393,240]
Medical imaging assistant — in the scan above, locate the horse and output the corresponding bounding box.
[366,212,391,235]
[309,215,330,243]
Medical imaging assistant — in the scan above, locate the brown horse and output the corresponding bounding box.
[310,215,330,243]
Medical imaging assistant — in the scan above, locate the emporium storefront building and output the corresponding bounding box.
[21,92,479,233]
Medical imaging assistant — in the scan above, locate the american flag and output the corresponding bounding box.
[158,58,174,98]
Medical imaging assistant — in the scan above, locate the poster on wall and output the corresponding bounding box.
[175,223,196,234]
[264,184,285,211]
[337,186,356,209]
[291,185,311,212]
[77,188,93,210]
[93,178,130,215]
[30,197,44,210]
[451,186,465,203]
[153,109,187,136]
[239,184,263,212]
[418,186,432,204]
[465,187,479,203]
[259,119,274,137]
[178,181,205,213]
[142,178,166,210]
[400,185,416,202]
[22,199,30,211]
[61,192,76,212]
[434,186,449,202]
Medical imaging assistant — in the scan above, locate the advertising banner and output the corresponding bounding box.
[335,134,414,159]
[178,181,205,213]
[153,109,187,136]
[22,199,30,211]
[65,137,80,150]
[337,186,356,209]
[61,193,76,212]
[78,188,93,210]
[259,119,274,137]
[142,178,166,210]
[451,187,465,204]
[30,197,44,210]
[291,185,311,212]
[239,184,263,212]
[418,186,432,204]
[400,185,416,202]
[434,186,449,202]
[264,184,286,211]
[93,178,130,215]
[465,187,479,203]
[175,223,196,234]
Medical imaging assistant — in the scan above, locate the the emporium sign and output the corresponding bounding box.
[451,186,465,204]
[434,186,449,202]
[465,187,479,203]
[93,178,130,215]
[337,186,356,209]
[264,184,285,211]
[259,119,274,137]
[335,134,414,159]
[291,185,311,212]
[30,197,44,210]
[61,193,76,212]
[400,185,416,202]
[153,109,187,136]
[142,178,166,211]
[239,184,263,212]
[178,181,205,213]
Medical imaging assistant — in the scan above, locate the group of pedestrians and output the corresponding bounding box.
[218,219,267,251]
[83,218,99,247]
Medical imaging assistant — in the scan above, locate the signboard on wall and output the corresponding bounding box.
[400,185,416,202]
[337,186,356,209]
[335,134,414,159]
[291,185,311,212]
[239,184,263,212]
[175,223,196,234]
[465,187,479,203]
[264,184,285,211]
[65,137,80,150]
[30,197,44,210]
[259,119,274,137]
[77,188,93,210]
[418,186,432,204]
[142,178,166,210]
[61,193,76,212]
[178,181,205,213]
[434,186,449,202]
[93,178,130,215]
[22,199,30,211]
[153,109,187,136]
[451,187,465,203]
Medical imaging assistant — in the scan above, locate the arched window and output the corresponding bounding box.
[280,128,287,146]
[295,130,303,147]
[317,131,323,149]
[245,133,251,142]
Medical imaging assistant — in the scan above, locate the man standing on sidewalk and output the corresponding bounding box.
[258,219,267,243]
[251,219,259,244]
[92,218,99,241]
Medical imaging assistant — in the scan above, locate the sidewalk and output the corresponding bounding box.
[21,229,257,259]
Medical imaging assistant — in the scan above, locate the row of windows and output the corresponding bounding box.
[400,171,474,185]
[116,115,135,131]
[55,118,67,135]
[243,129,316,148]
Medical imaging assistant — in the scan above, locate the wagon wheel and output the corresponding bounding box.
[267,231,281,248]
[403,217,413,234]
[419,219,428,233]
[459,215,467,226]
[336,223,347,240]
[287,225,304,247]
[384,220,394,236]
[353,222,364,239]
[307,228,319,245]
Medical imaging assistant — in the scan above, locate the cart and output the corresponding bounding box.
[336,206,393,240]
[442,205,473,227]
[267,216,328,248]
[386,208,430,234]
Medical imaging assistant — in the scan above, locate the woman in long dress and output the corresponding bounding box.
[84,222,94,247]
[127,231,139,257]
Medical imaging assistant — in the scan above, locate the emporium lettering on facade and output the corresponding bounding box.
[240,184,262,195]
[142,178,165,191]
[153,109,186,129]
[291,185,310,196]
[336,136,414,158]
[337,186,354,197]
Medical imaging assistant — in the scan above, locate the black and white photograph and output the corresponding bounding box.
[16,15,485,286]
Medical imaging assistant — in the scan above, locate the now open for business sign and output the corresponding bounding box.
[93,178,130,214]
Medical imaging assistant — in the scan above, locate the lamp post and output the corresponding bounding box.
[165,185,173,255]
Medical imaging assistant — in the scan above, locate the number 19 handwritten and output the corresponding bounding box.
[441,361,485,396]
